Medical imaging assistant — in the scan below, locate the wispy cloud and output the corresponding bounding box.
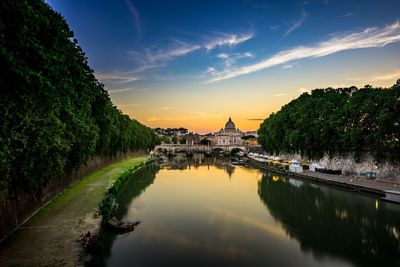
[216,52,254,67]
[344,12,353,17]
[247,118,264,121]
[349,70,400,83]
[206,21,400,83]
[96,69,151,95]
[127,32,253,73]
[124,0,141,34]
[107,88,132,94]
[142,41,202,64]
[283,10,307,37]
[153,74,175,81]
[204,67,217,74]
[204,33,254,50]
[371,70,400,81]
[95,72,140,84]
[282,64,293,69]
[269,25,279,30]
[95,71,142,94]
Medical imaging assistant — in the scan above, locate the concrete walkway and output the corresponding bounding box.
[0,156,146,267]
[298,170,400,194]
[249,160,400,198]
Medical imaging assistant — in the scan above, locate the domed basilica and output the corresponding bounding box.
[210,117,244,145]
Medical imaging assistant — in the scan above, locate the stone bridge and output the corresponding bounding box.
[154,144,259,154]
[154,144,261,154]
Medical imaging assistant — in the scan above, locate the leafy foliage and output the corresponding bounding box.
[258,81,400,163]
[0,1,159,195]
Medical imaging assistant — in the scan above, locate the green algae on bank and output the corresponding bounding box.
[0,156,147,267]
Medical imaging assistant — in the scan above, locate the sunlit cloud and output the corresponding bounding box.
[344,12,353,17]
[345,70,400,84]
[206,21,400,83]
[283,10,307,37]
[370,70,400,82]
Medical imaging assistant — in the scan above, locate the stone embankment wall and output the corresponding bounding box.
[277,153,399,182]
[0,150,145,242]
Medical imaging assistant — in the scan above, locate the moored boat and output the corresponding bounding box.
[289,160,303,173]
[107,216,141,232]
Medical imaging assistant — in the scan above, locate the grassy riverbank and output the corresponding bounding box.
[0,156,147,267]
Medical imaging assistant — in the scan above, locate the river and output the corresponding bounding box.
[92,154,400,267]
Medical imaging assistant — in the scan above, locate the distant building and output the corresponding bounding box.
[209,117,244,145]
[154,118,259,146]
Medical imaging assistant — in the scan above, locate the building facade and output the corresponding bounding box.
[209,117,244,145]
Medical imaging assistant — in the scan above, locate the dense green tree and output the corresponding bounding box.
[0,0,160,196]
[258,82,400,163]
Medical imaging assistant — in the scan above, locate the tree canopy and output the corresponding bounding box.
[0,0,159,195]
[258,81,400,163]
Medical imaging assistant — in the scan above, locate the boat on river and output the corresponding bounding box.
[289,160,303,173]
[107,216,141,232]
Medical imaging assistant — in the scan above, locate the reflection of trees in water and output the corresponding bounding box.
[258,172,400,267]
[90,164,160,267]
[115,164,160,218]
[166,153,235,177]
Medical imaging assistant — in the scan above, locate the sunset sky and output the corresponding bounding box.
[47,0,400,133]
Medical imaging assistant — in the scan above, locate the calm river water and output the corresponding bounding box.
[94,155,400,267]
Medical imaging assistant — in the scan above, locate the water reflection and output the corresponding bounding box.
[92,159,400,267]
[165,153,235,177]
[90,164,160,267]
[258,172,400,267]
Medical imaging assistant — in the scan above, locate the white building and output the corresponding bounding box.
[210,117,244,145]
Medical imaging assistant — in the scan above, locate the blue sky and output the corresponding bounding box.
[47,0,400,132]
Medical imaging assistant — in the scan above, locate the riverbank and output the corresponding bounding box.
[248,158,400,202]
[0,156,147,267]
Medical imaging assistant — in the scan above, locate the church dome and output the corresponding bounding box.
[224,117,236,131]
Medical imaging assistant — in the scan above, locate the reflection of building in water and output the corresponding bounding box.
[164,153,235,177]
[209,117,244,146]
